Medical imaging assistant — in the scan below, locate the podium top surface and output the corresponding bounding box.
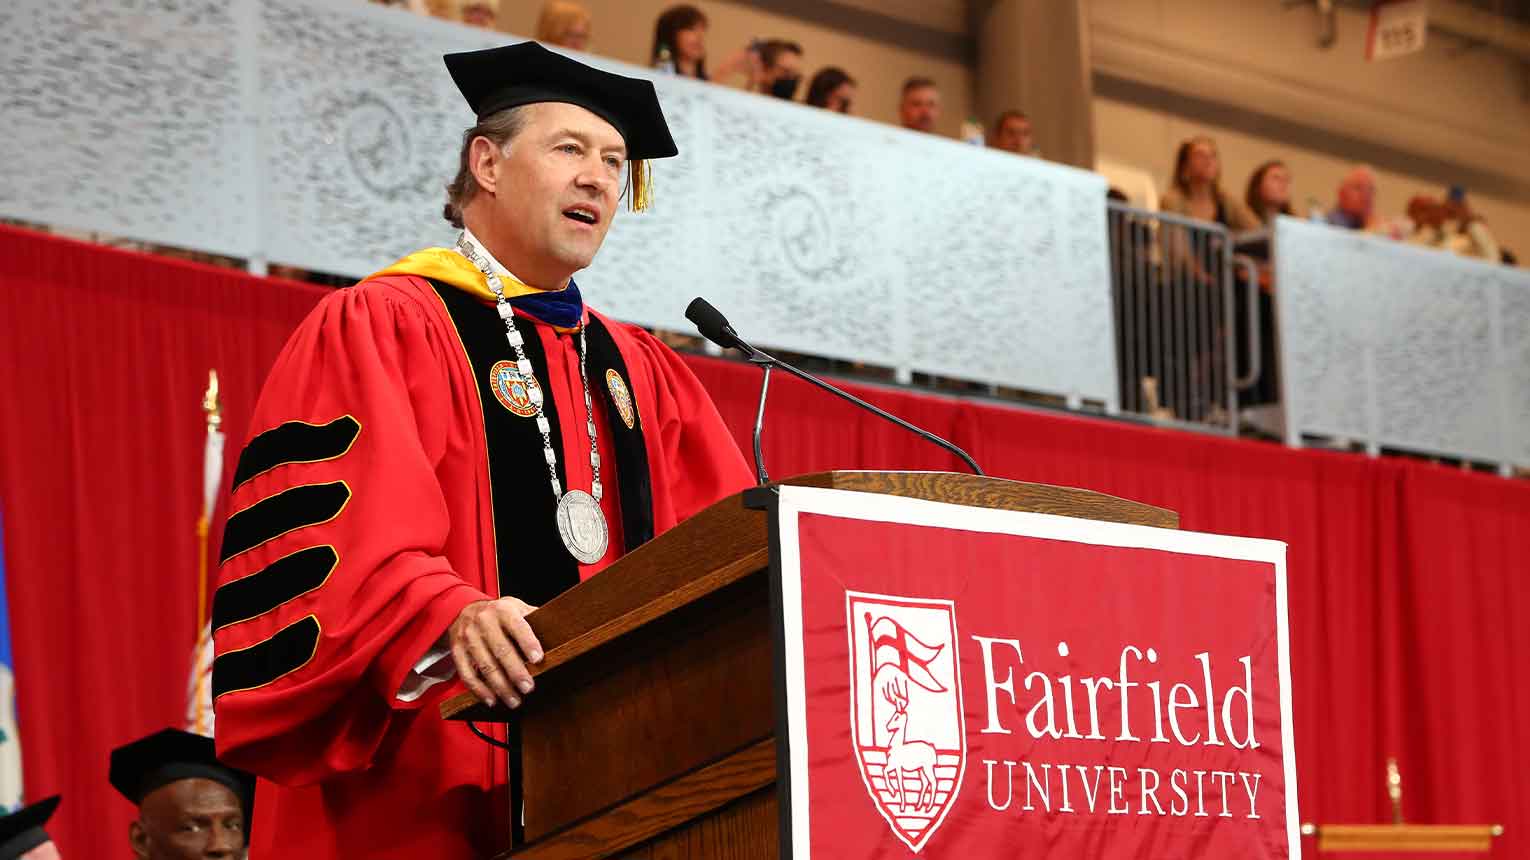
[781,471,1177,529]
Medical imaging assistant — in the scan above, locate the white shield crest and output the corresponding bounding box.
[846,591,966,854]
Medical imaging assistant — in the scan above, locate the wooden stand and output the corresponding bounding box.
[441,471,1177,859]
[1302,758,1504,854]
[1302,824,1503,853]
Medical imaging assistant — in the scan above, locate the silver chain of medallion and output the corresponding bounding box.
[454,236,609,563]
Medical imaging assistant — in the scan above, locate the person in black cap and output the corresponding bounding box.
[0,796,61,860]
[210,41,752,860]
[110,729,253,860]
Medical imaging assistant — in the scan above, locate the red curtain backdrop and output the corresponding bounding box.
[2,225,1525,858]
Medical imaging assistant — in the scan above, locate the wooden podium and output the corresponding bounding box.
[441,472,1177,859]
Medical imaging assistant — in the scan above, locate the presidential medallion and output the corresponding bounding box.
[489,360,541,418]
[556,489,609,564]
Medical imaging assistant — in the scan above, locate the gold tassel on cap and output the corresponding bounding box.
[628,159,653,212]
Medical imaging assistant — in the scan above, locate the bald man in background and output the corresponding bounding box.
[1327,165,1377,231]
[110,730,254,860]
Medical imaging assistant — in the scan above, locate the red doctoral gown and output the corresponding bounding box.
[212,249,753,859]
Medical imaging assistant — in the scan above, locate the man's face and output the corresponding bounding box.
[131,778,246,860]
[899,85,940,133]
[560,20,590,52]
[476,102,625,286]
[459,2,494,28]
[1338,171,1375,218]
[992,116,1032,153]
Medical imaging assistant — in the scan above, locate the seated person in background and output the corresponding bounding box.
[650,4,755,83]
[110,729,255,860]
[752,40,804,99]
[1326,165,1377,230]
[458,0,496,28]
[0,796,62,860]
[531,0,591,51]
[401,0,491,27]
[1406,194,1448,247]
[651,4,710,76]
[1440,188,1501,262]
[898,77,941,134]
[1159,135,1260,231]
[1244,160,1294,226]
[988,109,1034,156]
[805,66,856,113]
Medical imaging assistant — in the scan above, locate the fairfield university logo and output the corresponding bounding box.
[846,591,966,853]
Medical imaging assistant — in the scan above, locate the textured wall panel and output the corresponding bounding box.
[2,0,1116,403]
[1275,217,1530,466]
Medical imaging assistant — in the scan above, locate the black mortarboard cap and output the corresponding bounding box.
[444,41,678,160]
[109,729,255,820]
[0,796,60,860]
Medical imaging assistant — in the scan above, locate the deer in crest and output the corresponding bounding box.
[881,673,938,813]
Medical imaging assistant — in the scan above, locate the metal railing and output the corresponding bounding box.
[1106,201,1263,433]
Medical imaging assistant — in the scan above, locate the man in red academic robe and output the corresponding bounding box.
[211,42,753,859]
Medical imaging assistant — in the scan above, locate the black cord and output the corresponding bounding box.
[467,720,516,751]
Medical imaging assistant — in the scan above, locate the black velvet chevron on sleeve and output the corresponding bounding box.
[213,545,339,631]
[219,482,351,563]
[231,416,361,490]
[212,615,321,698]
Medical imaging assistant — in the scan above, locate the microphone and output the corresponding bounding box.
[685,297,984,483]
[684,298,740,350]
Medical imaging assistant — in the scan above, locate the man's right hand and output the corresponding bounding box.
[447,597,544,708]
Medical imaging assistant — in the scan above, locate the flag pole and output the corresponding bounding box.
[198,370,221,632]
[190,370,224,736]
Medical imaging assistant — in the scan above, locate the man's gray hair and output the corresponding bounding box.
[442,105,534,228]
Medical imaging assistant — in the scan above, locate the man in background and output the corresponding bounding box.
[1326,165,1376,230]
[989,109,1034,156]
[898,77,941,133]
[110,729,254,860]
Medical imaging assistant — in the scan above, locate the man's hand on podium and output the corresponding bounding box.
[448,597,545,708]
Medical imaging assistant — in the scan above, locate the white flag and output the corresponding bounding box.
[187,622,216,737]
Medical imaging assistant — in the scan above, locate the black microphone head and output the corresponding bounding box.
[685,297,739,349]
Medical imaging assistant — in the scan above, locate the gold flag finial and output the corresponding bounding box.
[202,369,221,430]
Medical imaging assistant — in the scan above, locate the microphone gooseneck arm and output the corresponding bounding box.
[685,297,985,478]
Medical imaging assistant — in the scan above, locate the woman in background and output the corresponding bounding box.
[650,4,759,84]
[1238,160,1294,409]
[1161,136,1260,230]
[1156,136,1259,421]
[1244,160,1294,226]
[805,67,856,113]
[533,0,591,51]
[651,5,712,78]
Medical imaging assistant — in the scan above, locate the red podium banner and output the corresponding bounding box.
[771,485,1298,858]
